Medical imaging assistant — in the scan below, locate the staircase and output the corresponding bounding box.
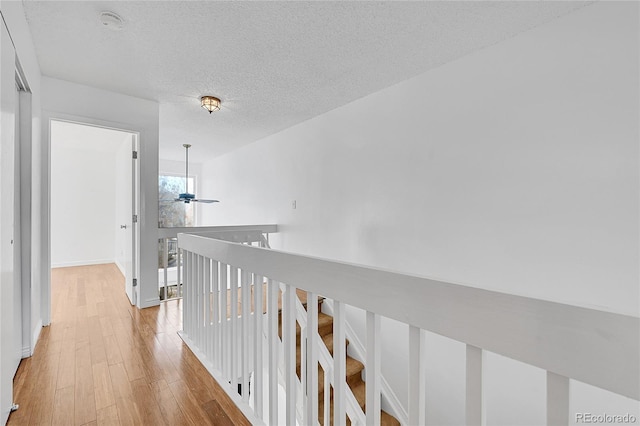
[278,290,400,426]
[180,231,640,426]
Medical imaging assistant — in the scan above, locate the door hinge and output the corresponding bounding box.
[133,278,138,287]
[132,151,138,159]
[132,215,138,223]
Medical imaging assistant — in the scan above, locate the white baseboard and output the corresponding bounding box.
[178,331,264,425]
[115,260,125,276]
[27,318,43,358]
[51,259,115,268]
[140,297,160,309]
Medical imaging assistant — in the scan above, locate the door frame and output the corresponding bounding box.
[44,114,141,324]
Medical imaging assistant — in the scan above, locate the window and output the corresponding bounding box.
[158,174,195,227]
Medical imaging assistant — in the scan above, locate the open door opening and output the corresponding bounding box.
[50,120,139,305]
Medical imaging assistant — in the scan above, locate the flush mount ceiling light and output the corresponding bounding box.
[201,96,221,114]
[99,11,125,31]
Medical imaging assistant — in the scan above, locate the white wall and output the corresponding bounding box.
[50,122,129,267]
[201,2,639,423]
[41,77,160,309]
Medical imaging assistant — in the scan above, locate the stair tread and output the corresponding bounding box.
[318,390,400,426]
[296,333,336,363]
[317,356,364,395]
[380,410,401,426]
[350,381,366,408]
[277,298,400,426]
[348,381,400,425]
[278,311,334,338]
[295,333,344,359]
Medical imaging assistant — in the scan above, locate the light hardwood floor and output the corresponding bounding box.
[8,263,250,426]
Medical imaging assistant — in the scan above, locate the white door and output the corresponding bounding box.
[13,78,23,370]
[116,134,138,305]
[0,18,17,424]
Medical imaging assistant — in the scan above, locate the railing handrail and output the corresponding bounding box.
[178,232,640,401]
[158,224,277,239]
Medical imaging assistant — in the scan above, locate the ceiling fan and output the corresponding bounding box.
[166,144,219,204]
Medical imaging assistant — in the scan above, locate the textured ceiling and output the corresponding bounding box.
[23,1,592,161]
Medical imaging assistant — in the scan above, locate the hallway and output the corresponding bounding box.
[7,264,249,426]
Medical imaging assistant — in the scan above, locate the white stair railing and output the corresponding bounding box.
[178,232,639,426]
[158,224,277,300]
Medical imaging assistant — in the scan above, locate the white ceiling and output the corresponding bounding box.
[23,1,592,162]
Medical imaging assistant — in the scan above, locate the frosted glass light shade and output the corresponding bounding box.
[201,96,221,113]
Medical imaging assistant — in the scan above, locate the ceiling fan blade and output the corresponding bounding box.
[192,199,219,203]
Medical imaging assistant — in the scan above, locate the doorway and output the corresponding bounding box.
[50,120,139,305]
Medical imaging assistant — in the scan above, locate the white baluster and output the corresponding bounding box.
[183,251,190,335]
[466,344,485,426]
[230,266,239,392]
[204,257,211,361]
[284,284,297,425]
[333,300,346,426]
[366,311,381,426]
[197,255,204,348]
[177,245,182,297]
[408,325,426,426]
[301,322,307,418]
[241,270,250,402]
[547,372,569,426]
[202,256,208,351]
[163,238,168,301]
[324,370,330,426]
[268,279,279,426]
[189,252,196,342]
[221,263,230,381]
[306,292,319,425]
[211,261,218,368]
[254,274,264,419]
[189,251,196,338]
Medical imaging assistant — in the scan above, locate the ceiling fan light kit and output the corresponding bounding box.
[201,96,221,113]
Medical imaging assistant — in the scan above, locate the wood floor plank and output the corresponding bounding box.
[93,362,115,410]
[130,378,166,426]
[167,379,214,425]
[96,405,119,426]
[108,363,133,399]
[120,350,146,383]
[22,333,62,425]
[90,342,108,367]
[11,264,250,426]
[75,343,97,425]
[112,396,141,426]
[150,379,188,425]
[202,399,236,426]
[7,360,33,425]
[52,386,75,426]
[103,334,123,366]
[87,302,99,318]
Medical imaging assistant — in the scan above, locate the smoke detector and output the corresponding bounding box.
[99,11,125,31]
